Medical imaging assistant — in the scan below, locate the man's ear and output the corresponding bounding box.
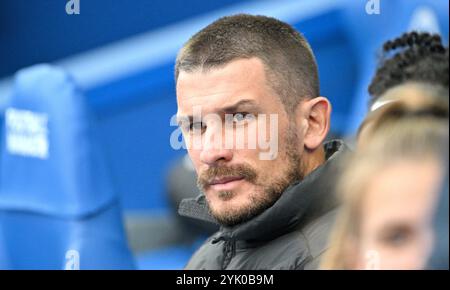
[300,97,331,151]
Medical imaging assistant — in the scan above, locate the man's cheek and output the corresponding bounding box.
[186,150,202,172]
[257,113,279,161]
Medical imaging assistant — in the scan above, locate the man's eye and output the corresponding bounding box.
[189,122,205,133]
[232,112,254,124]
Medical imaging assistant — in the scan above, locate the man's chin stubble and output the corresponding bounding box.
[217,191,235,201]
[206,189,281,227]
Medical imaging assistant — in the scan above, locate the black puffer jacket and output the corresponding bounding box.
[178,140,348,270]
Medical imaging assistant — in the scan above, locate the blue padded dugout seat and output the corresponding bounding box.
[0,64,135,269]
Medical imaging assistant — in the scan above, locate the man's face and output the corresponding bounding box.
[176,57,307,227]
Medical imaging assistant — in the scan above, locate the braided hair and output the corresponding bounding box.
[368,32,449,105]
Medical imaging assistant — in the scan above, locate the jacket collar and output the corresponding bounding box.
[178,140,349,242]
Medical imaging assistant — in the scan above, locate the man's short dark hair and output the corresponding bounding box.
[368,32,449,105]
[175,14,320,112]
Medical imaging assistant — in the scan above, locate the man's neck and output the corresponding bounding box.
[303,145,326,177]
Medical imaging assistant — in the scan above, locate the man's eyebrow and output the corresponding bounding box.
[220,99,260,113]
[176,99,260,125]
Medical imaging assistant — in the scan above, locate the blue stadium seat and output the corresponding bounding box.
[136,238,206,270]
[0,224,9,269]
[0,65,135,269]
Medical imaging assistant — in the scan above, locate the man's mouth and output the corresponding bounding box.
[208,176,245,191]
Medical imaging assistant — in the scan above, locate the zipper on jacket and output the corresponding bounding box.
[221,239,236,269]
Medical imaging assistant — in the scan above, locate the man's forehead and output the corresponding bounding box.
[177,58,268,96]
[176,58,275,114]
[178,57,267,82]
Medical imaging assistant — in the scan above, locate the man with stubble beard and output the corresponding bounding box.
[175,14,348,270]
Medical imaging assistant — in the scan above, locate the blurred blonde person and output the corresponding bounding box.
[321,83,448,269]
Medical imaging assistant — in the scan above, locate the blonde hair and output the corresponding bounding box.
[321,83,448,269]
[358,82,448,148]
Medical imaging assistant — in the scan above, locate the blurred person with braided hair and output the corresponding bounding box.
[368,31,448,111]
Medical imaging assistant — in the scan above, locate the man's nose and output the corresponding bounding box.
[199,127,233,165]
[200,147,233,165]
